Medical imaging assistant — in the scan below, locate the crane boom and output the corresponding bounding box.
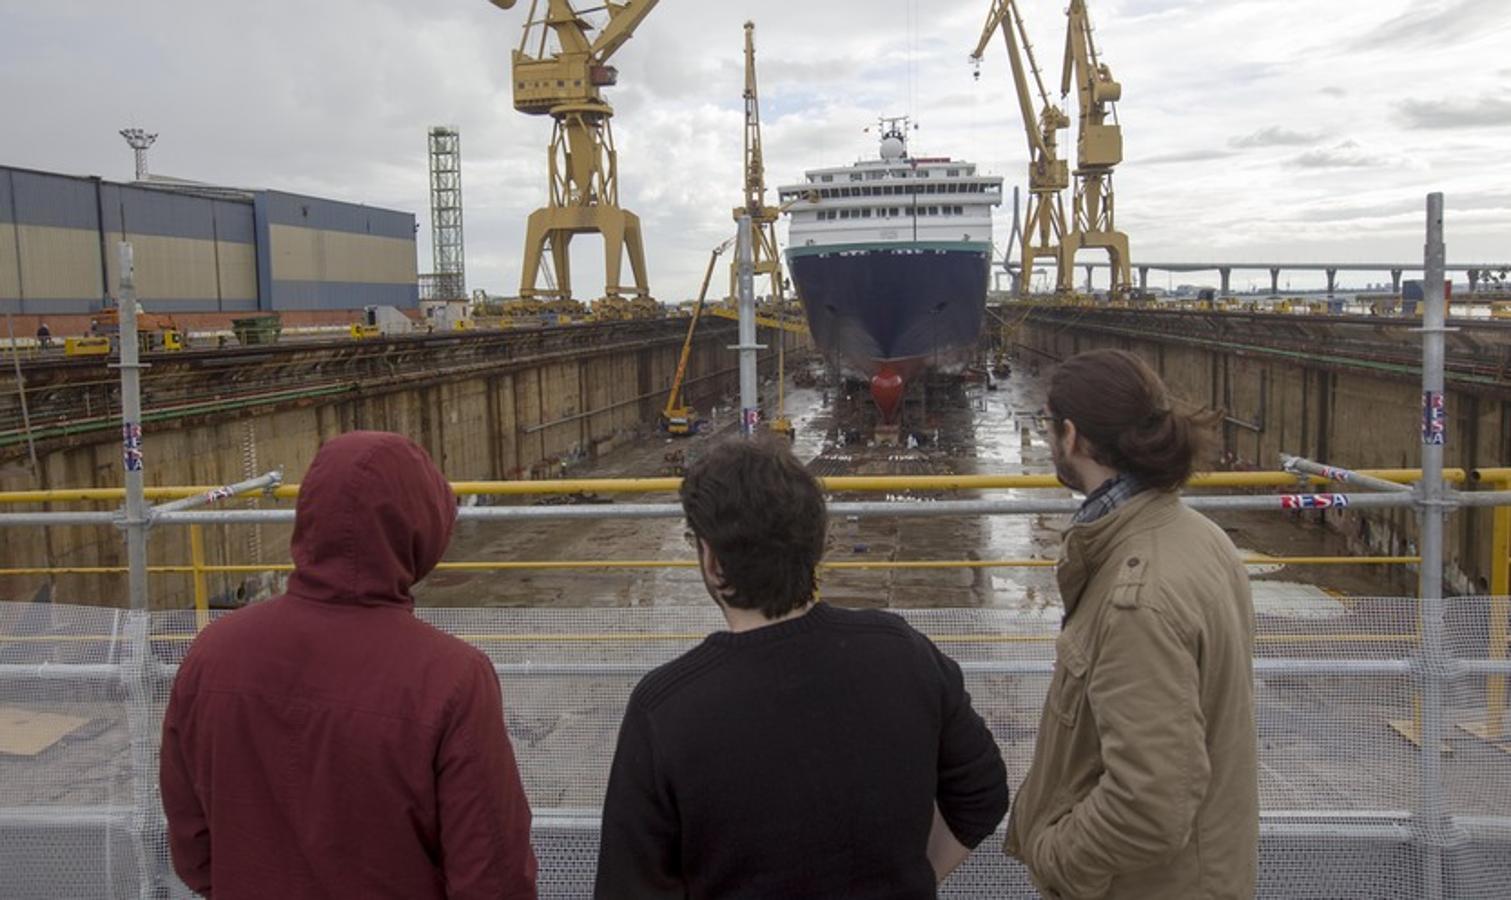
[970,0,1072,295]
[971,0,1052,161]
[591,0,659,62]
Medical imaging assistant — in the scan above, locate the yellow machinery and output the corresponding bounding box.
[350,324,381,340]
[729,22,786,311]
[487,0,658,308]
[1059,0,1132,296]
[92,308,185,353]
[662,237,735,435]
[972,1,1073,296]
[64,337,111,357]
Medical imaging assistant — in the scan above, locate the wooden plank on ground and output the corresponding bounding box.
[0,706,91,757]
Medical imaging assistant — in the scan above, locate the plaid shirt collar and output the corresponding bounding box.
[1071,473,1145,525]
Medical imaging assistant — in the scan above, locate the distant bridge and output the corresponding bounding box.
[1041,261,1511,295]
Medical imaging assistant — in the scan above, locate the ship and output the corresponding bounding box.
[777,118,1003,423]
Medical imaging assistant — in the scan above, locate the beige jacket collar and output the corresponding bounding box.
[1056,489,1182,621]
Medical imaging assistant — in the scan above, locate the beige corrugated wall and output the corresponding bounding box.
[100,232,257,303]
[4,225,102,300]
[268,224,417,284]
[0,223,21,301]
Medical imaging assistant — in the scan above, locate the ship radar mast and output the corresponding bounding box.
[869,115,915,160]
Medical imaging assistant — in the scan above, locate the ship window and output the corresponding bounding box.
[861,208,872,217]
[947,169,959,177]
[929,206,939,215]
[821,175,832,182]
[849,173,862,181]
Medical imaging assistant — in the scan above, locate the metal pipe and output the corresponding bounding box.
[150,469,283,514]
[7,490,1503,527]
[0,657,1436,682]
[114,243,149,614]
[1281,453,1413,493]
[733,213,760,435]
[1417,192,1449,900]
[0,489,1458,527]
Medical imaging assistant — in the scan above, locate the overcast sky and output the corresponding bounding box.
[2,0,1508,295]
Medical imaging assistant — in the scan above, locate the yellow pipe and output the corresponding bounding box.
[190,524,209,632]
[0,468,1474,505]
[0,555,1427,579]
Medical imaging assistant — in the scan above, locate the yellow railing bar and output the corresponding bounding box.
[0,468,1473,505]
[189,524,209,632]
[0,556,1425,577]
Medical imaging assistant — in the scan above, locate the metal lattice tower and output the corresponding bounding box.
[428,126,465,300]
[119,128,157,182]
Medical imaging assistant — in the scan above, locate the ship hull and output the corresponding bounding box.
[787,241,990,385]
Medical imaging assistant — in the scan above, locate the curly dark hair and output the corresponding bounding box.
[679,435,827,619]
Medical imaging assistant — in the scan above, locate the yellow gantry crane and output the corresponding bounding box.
[730,21,785,309]
[972,0,1072,296]
[1060,0,1132,295]
[487,0,659,314]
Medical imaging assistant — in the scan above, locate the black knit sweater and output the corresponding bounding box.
[595,602,1010,899]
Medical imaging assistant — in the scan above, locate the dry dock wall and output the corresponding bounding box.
[1016,314,1507,594]
[1,323,803,608]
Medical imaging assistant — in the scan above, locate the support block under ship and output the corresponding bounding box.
[778,123,1003,424]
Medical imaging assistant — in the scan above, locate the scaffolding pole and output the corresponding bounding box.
[732,213,762,435]
[113,243,149,613]
[1416,192,1451,900]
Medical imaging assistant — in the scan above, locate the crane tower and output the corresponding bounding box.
[428,126,466,301]
[1060,0,1132,295]
[486,0,659,312]
[730,21,785,308]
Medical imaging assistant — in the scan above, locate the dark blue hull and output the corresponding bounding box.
[786,243,989,382]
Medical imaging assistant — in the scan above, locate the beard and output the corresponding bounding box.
[1051,440,1085,494]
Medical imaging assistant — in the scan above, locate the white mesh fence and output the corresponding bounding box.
[2,599,1509,898]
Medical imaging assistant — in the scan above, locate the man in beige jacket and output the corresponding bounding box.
[1006,349,1258,899]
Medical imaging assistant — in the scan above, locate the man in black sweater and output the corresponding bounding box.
[595,437,1010,898]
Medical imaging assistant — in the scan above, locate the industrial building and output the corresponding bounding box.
[0,164,418,318]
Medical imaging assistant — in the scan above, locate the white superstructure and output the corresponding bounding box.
[777,124,1003,252]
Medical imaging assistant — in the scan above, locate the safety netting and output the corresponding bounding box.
[1,599,1508,898]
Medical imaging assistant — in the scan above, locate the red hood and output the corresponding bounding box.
[285,431,456,607]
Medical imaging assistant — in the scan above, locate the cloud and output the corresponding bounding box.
[1350,0,1511,51]
[1228,126,1321,148]
[1395,94,1511,130]
[1142,148,1236,165]
[1320,86,1346,98]
[1288,141,1386,170]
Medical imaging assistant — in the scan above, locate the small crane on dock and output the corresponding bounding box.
[486,0,660,316]
[1059,0,1132,296]
[972,0,1073,296]
[662,236,736,436]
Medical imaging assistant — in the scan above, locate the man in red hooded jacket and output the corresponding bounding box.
[160,431,537,899]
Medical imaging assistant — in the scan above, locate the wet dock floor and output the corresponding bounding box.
[416,354,1404,612]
